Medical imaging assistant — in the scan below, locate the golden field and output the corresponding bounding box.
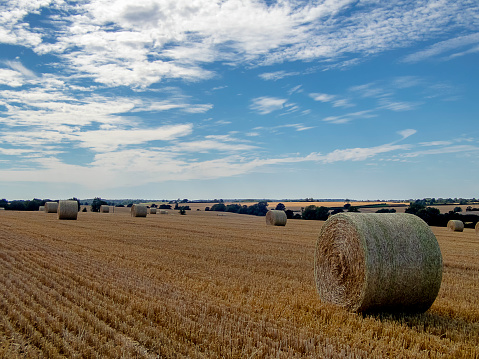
[0,209,478,358]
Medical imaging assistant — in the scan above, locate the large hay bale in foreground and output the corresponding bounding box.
[447,220,464,232]
[131,204,147,217]
[100,205,110,213]
[314,213,443,313]
[57,200,78,220]
[266,210,287,226]
[150,207,157,214]
[38,206,45,211]
[45,202,58,213]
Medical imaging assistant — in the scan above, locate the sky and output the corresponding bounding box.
[0,0,478,201]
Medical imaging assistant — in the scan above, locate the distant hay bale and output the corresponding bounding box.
[150,207,157,214]
[131,204,147,217]
[45,202,59,213]
[266,210,287,226]
[159,210,168,214]
[0,207,5,211]
[100,205,110,213]
[39,206,45,211]
[447,220,464,232]
[57,200,78,220]
[476,222,479,236]
[314,213,443,313]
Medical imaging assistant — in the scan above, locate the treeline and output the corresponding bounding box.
[405,201,479,228]
[0,198,80,211]
[206,201,269,216]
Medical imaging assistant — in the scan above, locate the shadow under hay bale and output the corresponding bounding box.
[131,204,147,217]
[314,213,443,313]
[266,210,287,226]
[447,219,464,232]
[57,200,78,220]
[45,202,58,213]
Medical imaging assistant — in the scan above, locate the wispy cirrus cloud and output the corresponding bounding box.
[402,33,479,63]
[310,92,354,108]
[250,96,287,115]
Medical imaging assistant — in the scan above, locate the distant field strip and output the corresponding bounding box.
[0,211,478,358]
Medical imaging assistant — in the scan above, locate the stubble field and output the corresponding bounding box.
[0,209,478,358]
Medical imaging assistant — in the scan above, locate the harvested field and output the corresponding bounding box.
[0,210,478,358]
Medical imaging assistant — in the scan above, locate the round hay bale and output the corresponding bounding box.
[38,206,45,211]
[57,200,78,220]
[100,205,110,213]
[314,213,443,313]
[476,222,479,236]
[45,202,58,213]
[150,207,157,214]
[447,220,464,232]
[266,210,287,226]
[159,210,168,214]
[131,204,147,217]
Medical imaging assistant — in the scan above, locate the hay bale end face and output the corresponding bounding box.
[447,220,464,232]
[100,205,110,213]
[131,204,148,217]
[38,206,45,211]
[314,213,443,313]
[45,202,59,213]
[266,210,287,226]
[475,222,479,236]
[150,207,157,214]
[57,200,78,220]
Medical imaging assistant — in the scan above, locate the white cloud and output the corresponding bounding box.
[73,124,193,152]
[402,33,479,63]
[250,96,287,115]
[310,92,353,108]
[322,110,376,124]
[420,141,453,147]
[306,144,411,163]
[259,71,300,81]
[397,129,417,139]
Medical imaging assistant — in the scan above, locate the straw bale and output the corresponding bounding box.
[131,204,147,217]
[57,200,78,220]
[159,210,168,214]
[45,202,59,213]
[39,206,45,211]
[265,210,287,226]
[0,207,5,210]
[476,222,479,236]
[100,205,110,213]
[447,220,464,232]
[150,207,157,214]
[314,213,442,313]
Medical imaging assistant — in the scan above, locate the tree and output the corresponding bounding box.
[343,203,351,209]
[226,204,242,213]
[211,203,226,212]
[91,197,108,212]
[347,206,360,212]
[247,201,269,216]
[275,203,286,211]
[405,202,426,216]
[285,209,294,219]
[453,206,462,213]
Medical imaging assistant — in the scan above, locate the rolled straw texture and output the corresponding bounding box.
[476,222,479,236]
[150,207,157,214]
[38,206,45,211]
[265,210,287,226]
[131,204,147,217]
[447,220,464,232]
[57,200,78,220]
[100,205,110,213]
[314,213,443,313]
[45,202,58,213]
[159,210,168,214]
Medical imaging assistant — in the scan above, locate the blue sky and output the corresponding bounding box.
[0,0,478,200]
